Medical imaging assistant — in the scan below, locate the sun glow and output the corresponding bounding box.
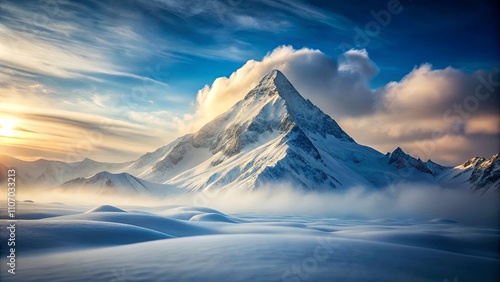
[0,117,17,136]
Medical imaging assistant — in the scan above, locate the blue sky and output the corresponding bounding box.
[0,0,498,164]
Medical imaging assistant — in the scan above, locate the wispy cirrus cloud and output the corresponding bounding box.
[1,0,498,165]
[0,0,358,83]
[258,0,355,32]
[0,104,178,162]
[0,0,165,80]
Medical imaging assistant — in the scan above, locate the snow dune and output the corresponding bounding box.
[0,201,498,281]
[44,211,217,237]
[85,205,127,213]
[0,220,171,254]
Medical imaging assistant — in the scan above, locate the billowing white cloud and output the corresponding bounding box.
[354,64,500,164]
[184,45,376,132]
[187,45,499,165]
[338,49,379,79]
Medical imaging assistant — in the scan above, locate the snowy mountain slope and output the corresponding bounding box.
[387,147,448,176]
[124,134,193,177]
[437,154,500,192]
[123,70,445,191]
[0,154,131,188]
[468,154,500,192]
[1,70,498,193]
[124,70,368,190]
[35,158,132,187]
[0,163,30,187]
[0,154,50,184]
[60,171,183,196]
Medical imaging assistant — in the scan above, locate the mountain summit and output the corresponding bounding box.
[242,69,354,143]
[128,70,418,190]
[2,70,497,193]
[387,147,447,176]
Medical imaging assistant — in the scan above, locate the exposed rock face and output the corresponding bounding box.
[468,154,500,192]
[387,147,447,176]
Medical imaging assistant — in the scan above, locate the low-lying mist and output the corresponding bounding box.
[5,183,500,226]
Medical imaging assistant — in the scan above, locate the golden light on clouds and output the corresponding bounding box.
[0,103,175,162]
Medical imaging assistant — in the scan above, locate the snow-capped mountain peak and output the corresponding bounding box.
[468,154,500,192]
[244,69,301,101]
[437,154,499,192]
[240,69,355,143]
[1,70,497,193]
[119,70,404,190]
[60,171,182,196]
[387,147,447,176]
[458,156,486,169]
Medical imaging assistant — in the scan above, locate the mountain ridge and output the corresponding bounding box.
[387,147,448,176]
[134,69,380,190]
[60,171,182,196]
[1,70,498,193]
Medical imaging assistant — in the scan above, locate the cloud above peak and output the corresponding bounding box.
[338,49,379,80]
[186,45,499,165]
[1,0,498,165]
[186,45,375,131]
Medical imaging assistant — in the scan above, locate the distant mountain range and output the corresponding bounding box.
[1,70,498,194]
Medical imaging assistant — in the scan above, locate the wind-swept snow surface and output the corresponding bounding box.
[0,201,498,281]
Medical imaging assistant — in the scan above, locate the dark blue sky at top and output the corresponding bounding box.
[1,0,499,113]
[126,0,500,91]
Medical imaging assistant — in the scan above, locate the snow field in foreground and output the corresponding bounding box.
[0,201,498,282]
